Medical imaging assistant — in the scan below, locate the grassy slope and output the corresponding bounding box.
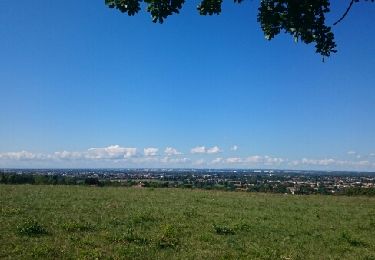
[0,185,374,259]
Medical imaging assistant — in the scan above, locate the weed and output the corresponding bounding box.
[17,219,48,236]
[108,216,124,226]
[80,248,103,259]
[1,206,21,216]
[213,224,235,235]
[62,220,95,232]
[131,213,157,225]
[341,232,367,247]
[123,228,150,245]
[235,222,252,232]
[183,207,198,218]
[31,245,58,258]
[157,225,179,249]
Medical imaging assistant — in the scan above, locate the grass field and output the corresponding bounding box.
[1,185,374,259]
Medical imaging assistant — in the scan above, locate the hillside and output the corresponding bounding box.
[1,185,374,259]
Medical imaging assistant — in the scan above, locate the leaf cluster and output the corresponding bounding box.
[105,0,246,22]
[258,0,336,57]
[105,0,373,58]
[105,0,185,22]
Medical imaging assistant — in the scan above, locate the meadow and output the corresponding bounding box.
[1,185,374,259]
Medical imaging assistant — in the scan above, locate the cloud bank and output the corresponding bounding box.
[164,147,182,156]
[1,145,374,171]
[190,146,221,154]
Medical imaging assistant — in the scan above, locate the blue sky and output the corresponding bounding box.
[0,1,374,170]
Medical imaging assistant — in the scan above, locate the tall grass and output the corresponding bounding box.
[1,185,374,259]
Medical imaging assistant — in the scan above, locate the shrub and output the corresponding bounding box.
[213,224,235,235]
[84,177,100,186]
[157,225,179,249]
[17,219,48,236]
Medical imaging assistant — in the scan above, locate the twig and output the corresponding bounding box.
[333,0,355,26]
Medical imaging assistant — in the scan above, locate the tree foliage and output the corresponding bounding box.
[105,0,373,58]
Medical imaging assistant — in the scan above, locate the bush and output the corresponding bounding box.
[17,219,48,236]
[84,177,100,186]
[157,225,179,249]
[213,224,235,235]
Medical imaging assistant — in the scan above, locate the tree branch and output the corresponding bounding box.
[333,0,355,26]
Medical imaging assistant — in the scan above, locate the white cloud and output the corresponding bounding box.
[211,157,224,164]
[190,146,221,154]
[226,157,243,163]
[243,155,284,165]
[144,147,158,156]
[164,147,182,156]
[289,160,299,166]
[370,153,375,157]
[1,146,374,170]
[160,156,191,164]
[263,156,284,165]
[290,157,373,168]
[317,158,335,165]
[87,145,137,159]
[230,145,238,151]
[357,160,370,166]
[173,157,191,164]
[0,151,47,160]
[191,146,206,154]
[209,155,285,166]
[301,158,335,166]
[193,159,206,166]
[346,151,362,159]
[131,156,159,163]
[207,146,221,154]
[54,151,83,160]
[244,155,262,163]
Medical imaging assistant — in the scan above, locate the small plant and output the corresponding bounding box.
[157,225,179,249]
[131,212,156,224]
[110,228,150,246]
[17,219,48,236]
[123,228,150,245]
[213,224,235,235]
[234,222,251,232]
[183,207,198,218]
[341,232,367,247]
[2,206,21,216]
[62,220,95,232]
[31,245,58,258]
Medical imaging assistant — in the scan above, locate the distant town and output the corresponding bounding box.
[1,168,375,196]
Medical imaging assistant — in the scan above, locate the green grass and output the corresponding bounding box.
[1,185,374,259]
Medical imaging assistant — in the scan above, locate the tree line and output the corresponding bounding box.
[1,172,374,196]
